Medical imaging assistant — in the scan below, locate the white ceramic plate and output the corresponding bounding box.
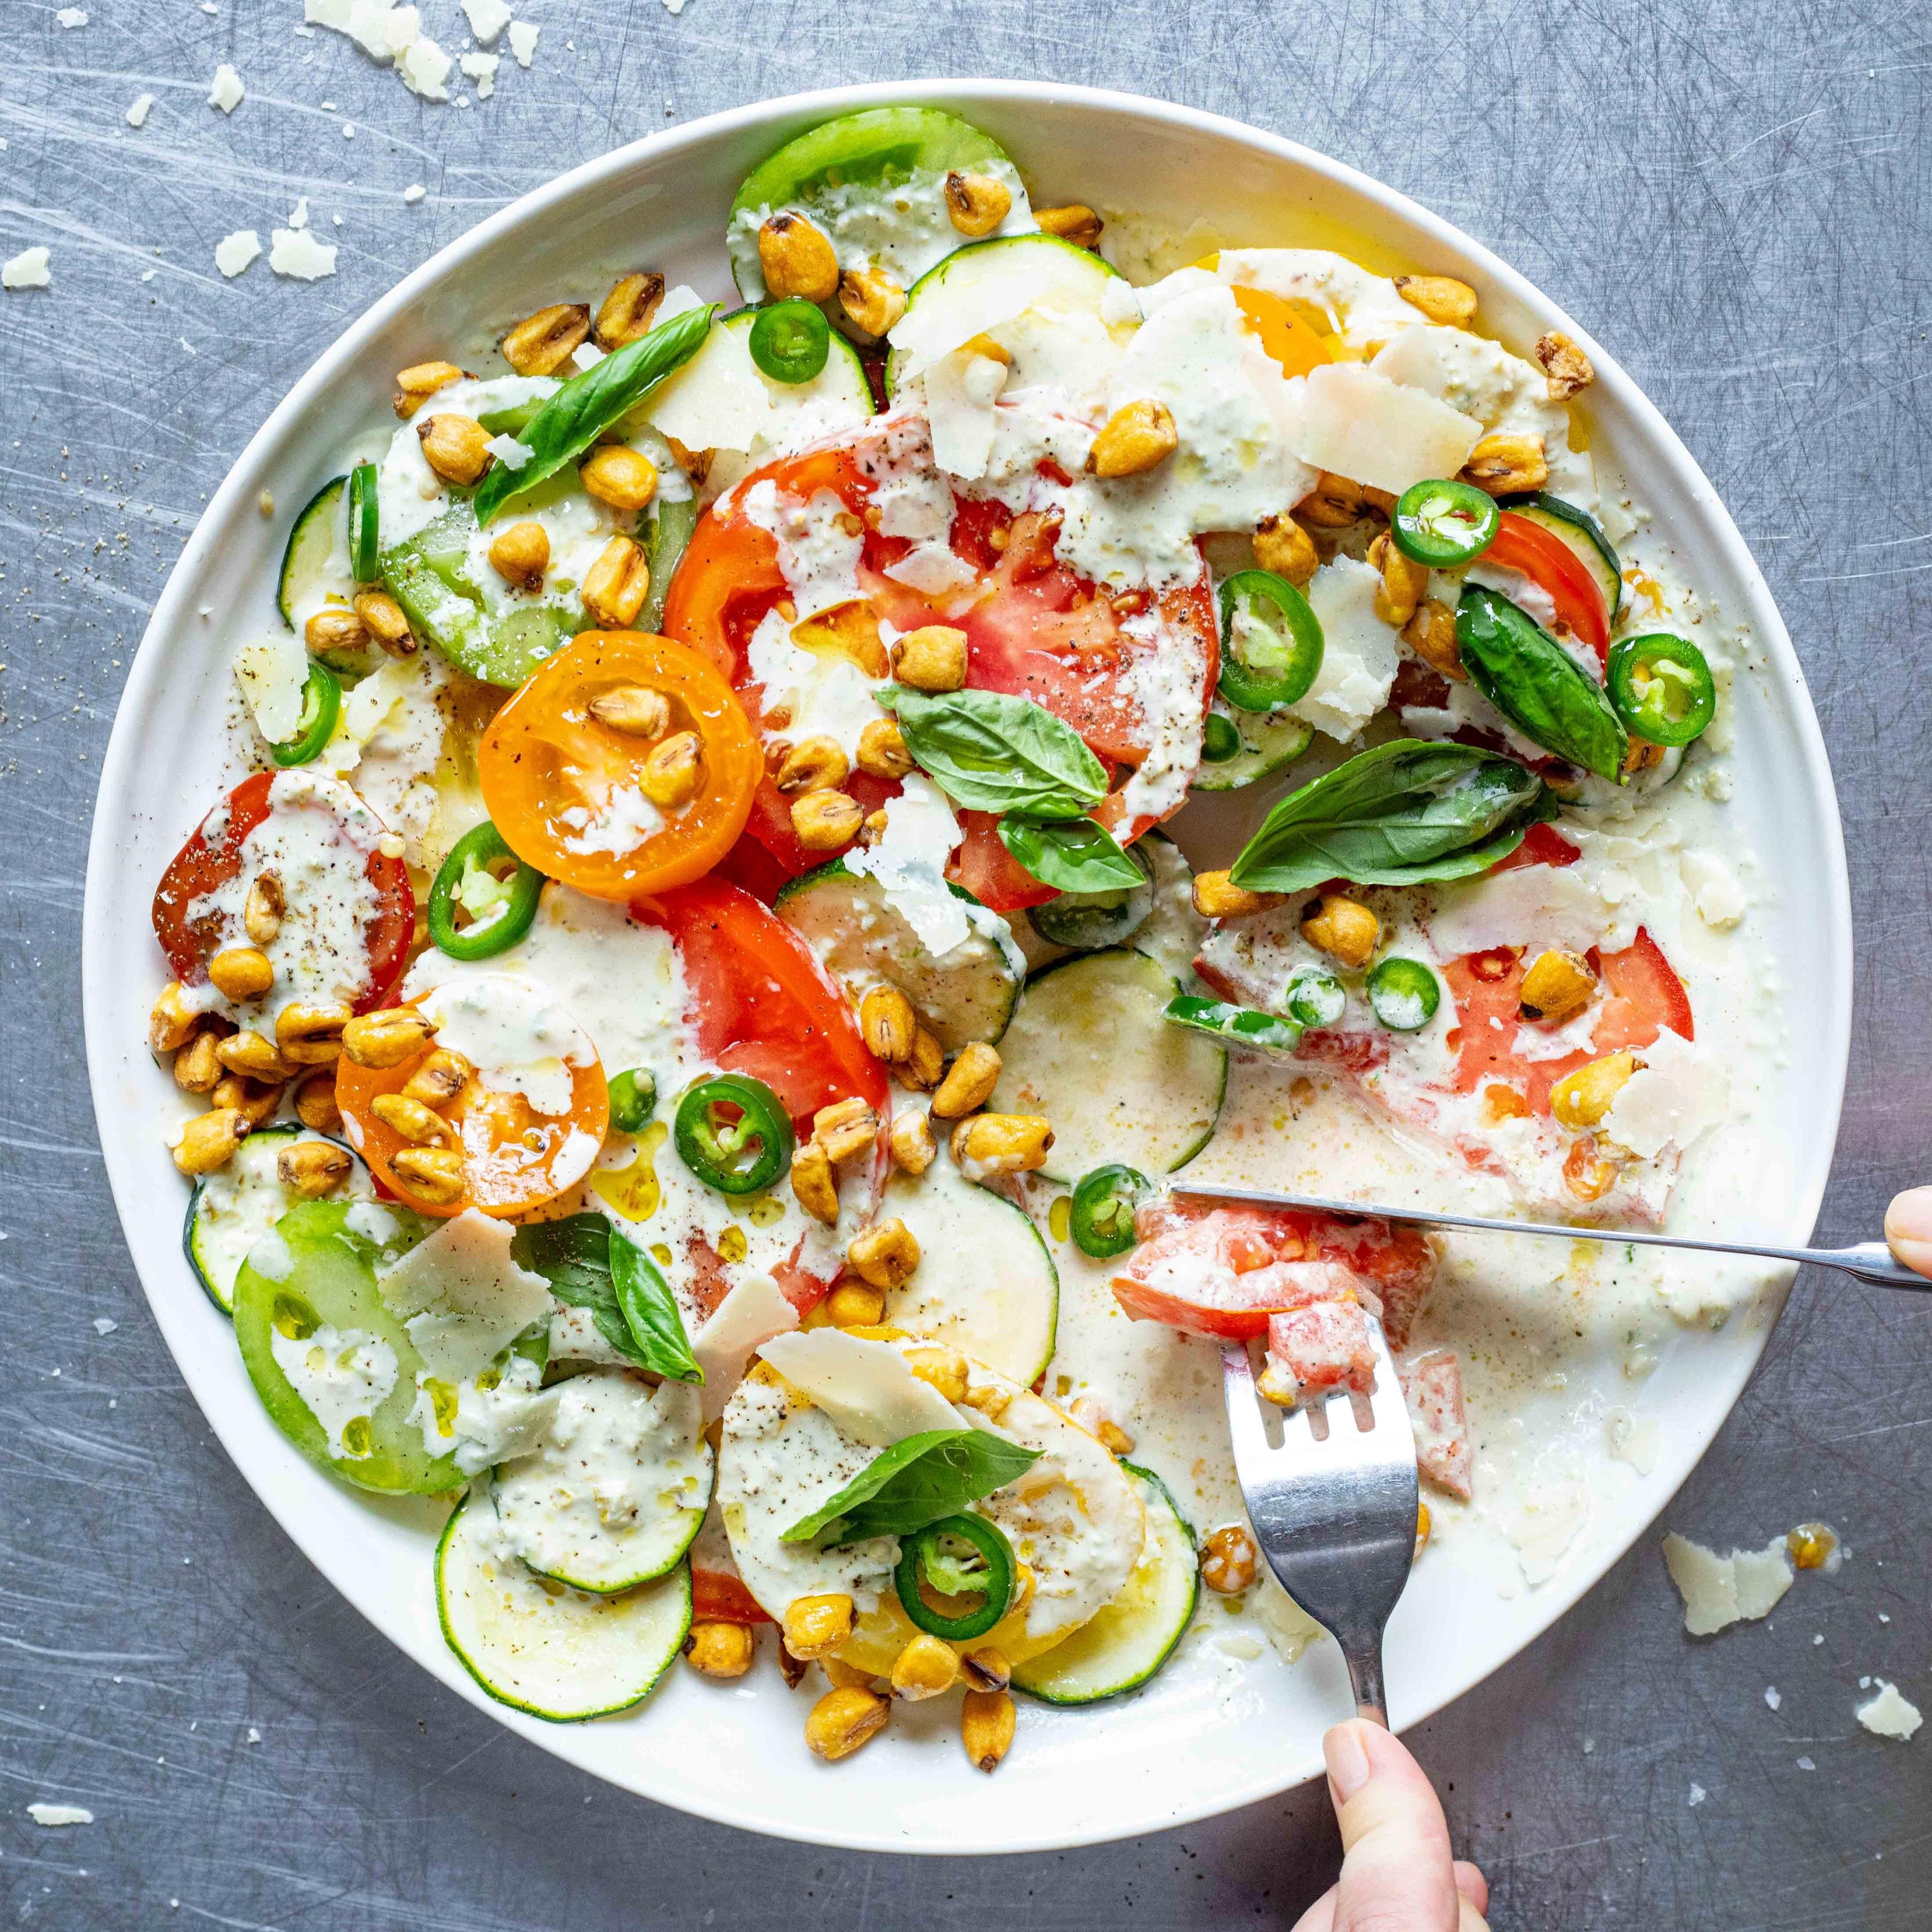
[83,80,1851,1854]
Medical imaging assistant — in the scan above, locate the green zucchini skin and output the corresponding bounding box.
[1500,491,1623,620]
[1189,704,1314,793]
[1027,842,1155,951]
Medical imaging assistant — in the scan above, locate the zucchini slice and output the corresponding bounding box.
[884,232,1121,396]
[1190,702,1314,792]
[876,1157,1058,1385]
[436,1492,692,1721]
[987,948,1227,1185]
[231,1198,459,1494]
[1500,492,1622,621]
[774,859,1022,1052]
[1012,1462,1199,1705]
[1026,841,1154,951]
[727,106,1030,305]
[277,476,369,673]
[183,1125,374,1315]
[490,1374,712,1595]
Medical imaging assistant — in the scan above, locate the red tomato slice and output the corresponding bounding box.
[1488,514,1611,667]
[1488,819,1581,874]
[949,809,1057,914]
[151,772,414,1010]
[692,1567,772,1625]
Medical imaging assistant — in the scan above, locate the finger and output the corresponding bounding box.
[1324,1720,1465,1932]
[1886,1188,1932,1278]
[1454,1861,1490,1914]
[1289,1887,1337,1932]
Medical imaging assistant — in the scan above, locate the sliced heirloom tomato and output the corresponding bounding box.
[478,629,762,905]
[691,1567,773,1626]
[336,979,609,1220]
[151,772,415,1010]
[1486,512,1611,668]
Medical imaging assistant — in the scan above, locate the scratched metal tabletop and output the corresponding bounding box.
[4,2,1929,1925]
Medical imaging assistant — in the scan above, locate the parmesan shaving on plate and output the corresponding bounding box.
[1661,1532,1793,1635]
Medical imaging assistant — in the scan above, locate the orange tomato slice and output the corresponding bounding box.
[478,629,761,903]
[1229,285,1334,379]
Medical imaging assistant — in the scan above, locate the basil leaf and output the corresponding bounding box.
[1229,740,1553,893]
[782,1427,1042,1547]
[997,813,1144,893]
[1456,585,1629,781]
[608,1225,702,1385]
[472,303,717,525]
[887,686,1108,818]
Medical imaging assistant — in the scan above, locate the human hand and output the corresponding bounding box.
[1885,1188,1932,1278]
[1292,1720,1489,1932]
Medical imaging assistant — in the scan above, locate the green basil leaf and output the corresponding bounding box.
[1455,585,1629,781]
[608,1225,702,1385]
[1229,740,1553,893]
[510,1213,650,1373]
[782,1427,1042,1547]
[472,303,717,525]
[997,813,1144,893]
[886,685,1108,817]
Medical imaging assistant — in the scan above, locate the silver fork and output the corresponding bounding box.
[1222,1311,1418,1725]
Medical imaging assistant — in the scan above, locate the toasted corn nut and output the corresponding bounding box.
[838,265,907,339]
[209,946,274,1002]
[293,1072,342,1134]
[776,1641,811,1690]
[502,301,591,377]
[278,1140,353,1198]
[583,535,651,626]
[173,1030,225,1093]
[215,1030,295,1082]
[173,1107,250,1175]
[905,1344,968,1403]
[304,606,369,658]
[1624,737,1667,777]
[1369,531,1428,628]
[1481,1082,1532,1126]
[783,1593,855,1662]
[960,1646,1011,1694]
[848,1218,920,1291]
[1461,432,1548,498]
[150,982,203,1054]
[353,590,416,657]
[1200,1524,1258,1594]
[640,731,703,810]
[1402,597,1465,681]
[774,735,850,794]
[950,1113,1053,1176]
[372,1092,454,1146]
[1788,1522,1837,1571]
[789,1141,841,1228]
[1415,1501,1432,1559]
[589,683,671,739]
[276,1003,347,1069]
[488,520,551,592]
[392,360,467,418]
[889,624,969,693]
[684,1621,756,1679]
[961,1688,1016,1773]
[1192,870,1283,921]
[887,1108,935,1176]
[580,444,659,512]
[1033,203,1103,249]
[1300,894,1381,970]
[806,1685,889,1761]
[1254,1356,1300,1407]
[1394,273,1479,327]
[1087,398,1178,479]
[857,985,917,1066]
[824,1282,888,1328]
[342,1008,436,1070]
[1069,1396,1135,1457]
[417,412,494,487]
[1550,1051,1638,1132]
[1536,329,1594,399]
[898,1025,945,1093]
[758,212,840,303]
[930,1040,1002,1119]
[393,1146,466,1203]
[244,871,285,947]
[820,1657,885,1695]
[212,1073,283,1127]
[1297,471,1379,528]
[790,788,863,851]
[1562,1134,1620,1202]
[959,1380,1013,1422]
[401,1048,472,1109]
[1519,948,1597,1025]
[891,1634,960,1701]
[854,716,913,780]
[943,170,1013,238]
[813,1096,879,1165]
[595,270,665,350]
[1253,513,1319,588]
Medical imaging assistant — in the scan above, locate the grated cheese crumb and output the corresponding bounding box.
[213,229,262,278]
[398,34,451,99]
[1857,1681,1922,1741]
[461,0,512,41]
[2,247,51,290]
[459,50,498,97]
[403,182,426,203]
[28,1804,93,1827]
[1662,1532,1793,1636]
[507,18,538,64]
[126,93,154,127]
[208,63,246,113]
[57,7,89,25]
[269,228,338,281]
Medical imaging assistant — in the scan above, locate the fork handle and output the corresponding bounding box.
[1336,1628,1389,1728]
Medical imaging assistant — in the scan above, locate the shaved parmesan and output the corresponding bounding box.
[213,229,262,279]
[1290,556,1399,742]
[1292,362,1481,495]
[1662,1532,1793,1636]
[232,631,310,741]
[1857,1681,1922,1741]
[1427,860,1623,960]
[923,349,1005,480]
[269,228,338,281]
[208,63,246,113]
[889,252,1103,380]
[461,0,511,40]
[508,18,539,64]
[882,541,979,595]
[1681,849,1746,928]
[27,1804,94,1827]
[693,1272,798,1422]
[757,1330,962,1446]
[398,35,451,99]
[126,94,154,127]
[643,323,774,455]
[459,50,499,98]
[376,1210,554,1382]
[1605,1028,1726,1161]
[3,247,52,290]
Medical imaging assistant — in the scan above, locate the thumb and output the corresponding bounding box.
[1886,1188,1932,1278]
[1324,1720,1486,1932]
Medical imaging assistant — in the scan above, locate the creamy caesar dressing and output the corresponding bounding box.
[270,1321,398,1459]
[190,1130,374,1309]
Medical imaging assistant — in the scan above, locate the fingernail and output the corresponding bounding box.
[1888,1187,1932,1244]
[1324,1721,1371,1802]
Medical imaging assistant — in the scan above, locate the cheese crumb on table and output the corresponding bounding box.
[126,93,154,127]
[459,50,498,97]
[27,1804,94,1827]
[208,63,246,113]
[214,230,262,279]
[1856,1681,1922,1741]
[269,229,338,281]
[508,18,539,64]
[1662,1532,1793,1635]
[2,247,51,291]
[461,0,512,40]
[403,182,426,203]
[56,8,89,26]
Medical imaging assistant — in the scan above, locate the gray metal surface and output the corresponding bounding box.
[2,1,1927,1923]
